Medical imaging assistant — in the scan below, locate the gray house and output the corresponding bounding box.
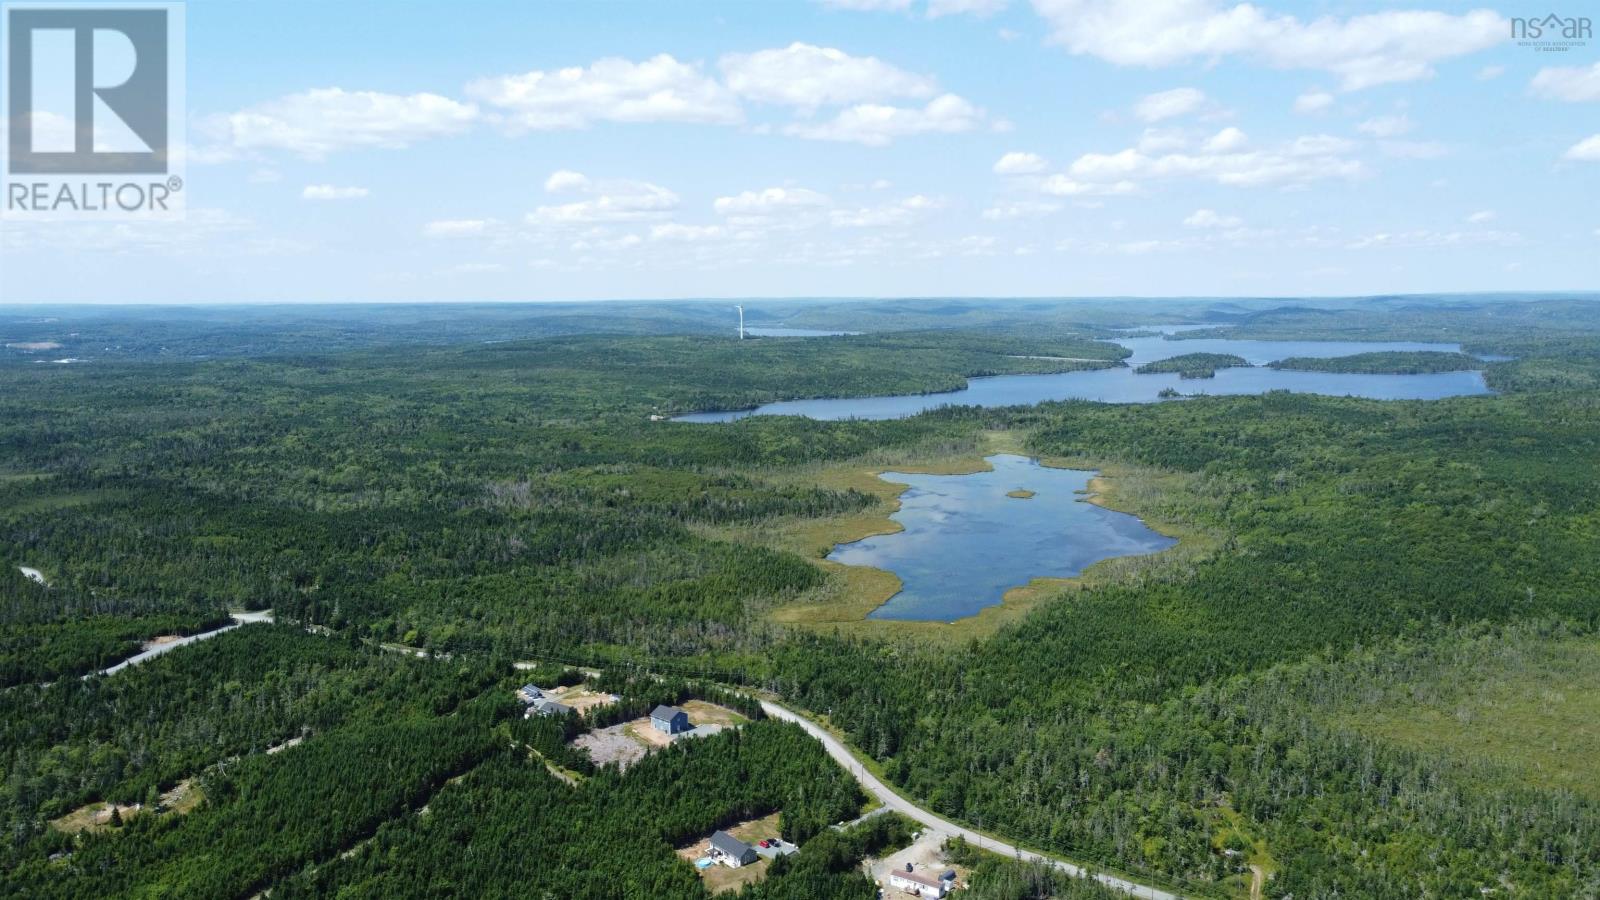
[516,684,545,704]
[650,705,691,734]
[526,697,573,718]
[708,830,759,868]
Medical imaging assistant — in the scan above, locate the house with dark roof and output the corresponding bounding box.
[516,684,545,704]
[650,704,691,734]
[525,697,573,719]
[708,830,759,868]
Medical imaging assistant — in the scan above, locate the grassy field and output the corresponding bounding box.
[1333,632,1600,800]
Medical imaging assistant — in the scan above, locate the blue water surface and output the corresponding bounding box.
[829,454,1177,621]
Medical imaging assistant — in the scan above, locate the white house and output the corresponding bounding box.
[888,867,947,898]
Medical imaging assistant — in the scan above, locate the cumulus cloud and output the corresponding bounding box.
[1563,134,1600,162]
[720,43,935,110]
[816,0,914,9]
[1134,87,1206,122]
[1466,210,1495,224]
[1293,90,1334,113]
[1204,126,1248,152]
[544,170,592,193]
[1031,0,1505,90]
[649,223,727,242]
[1530,62,1600,102]
[713,187,831,221]
[527,171,680,224]
[994,151,1049,174]
[1062,131,1364,189]
[1184,208,1242,228]
[1346,228,1523,249]
[782,93,986,145]
[981,200,1062,219]
[1357,114,1413,137]
[423,219,498,237]
[927,0,1010,16]
[467,55,741,131]
[204,88,478,158]
[830,194,946,228]
[302,185,369,200]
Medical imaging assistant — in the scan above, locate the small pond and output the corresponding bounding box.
[828,454,1176,621]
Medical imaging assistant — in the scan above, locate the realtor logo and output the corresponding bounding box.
[3,2,185,218]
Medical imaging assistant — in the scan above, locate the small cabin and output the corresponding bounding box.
[708,830,759,868]
[650,704,691,734]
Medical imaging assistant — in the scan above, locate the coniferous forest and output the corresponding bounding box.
[3,296,1600,898]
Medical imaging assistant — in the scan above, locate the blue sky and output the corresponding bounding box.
[2,0,1597,303]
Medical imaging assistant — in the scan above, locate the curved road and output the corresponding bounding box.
[760,700,1184,900]
[95,611,275,677]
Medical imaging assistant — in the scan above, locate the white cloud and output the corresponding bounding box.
[1477,64,1505,81]
[1064,131,1363,189]
[1134,87,1206,122]
[467,54,740,131]
[994,151,1049,174]
[1563,134,1600,162]
[650,223,726,242]
[1530,62,1600,102]
[1293,90,1334,114]
[1031,1,1505,91]
[927,0,1009,17]
[528,172,680,224]
[544,170,592,193]
[1204,126,1248,152]
[830,194,946,228]
[1357,114,1413,137]
[1136,127,1188,153]
[447,262,508,274]
[206,88,478,158]
[720,43,935,110]
[713,187,831,220]
[1184,208,1242,228]
[424,219,497,237]
[302,184,369,200]
[816,0,913,9]
[982,200,1062,219]
[1346,229,1523,250]
[782,93,986,145]
[1039,174,1137,195]
[1466,210,1495,224]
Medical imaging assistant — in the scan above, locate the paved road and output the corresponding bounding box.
[95,611,275,677]
[760,700,1184,900]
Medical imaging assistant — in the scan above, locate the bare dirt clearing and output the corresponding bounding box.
[573,722,651,770]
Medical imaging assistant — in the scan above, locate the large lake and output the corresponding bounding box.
[674,333,1493,422]
[829,454,1177,621]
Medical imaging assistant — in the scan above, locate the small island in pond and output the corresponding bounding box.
[1134,353,1250,379]
[1006,489,1035,499]
[1267,350,1481,374]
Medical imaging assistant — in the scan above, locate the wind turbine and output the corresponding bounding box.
[736,305,745,340]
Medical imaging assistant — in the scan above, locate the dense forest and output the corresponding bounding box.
[3,296,1600,897]
[1132,353,1249,378]
[1266,350,1483,374]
